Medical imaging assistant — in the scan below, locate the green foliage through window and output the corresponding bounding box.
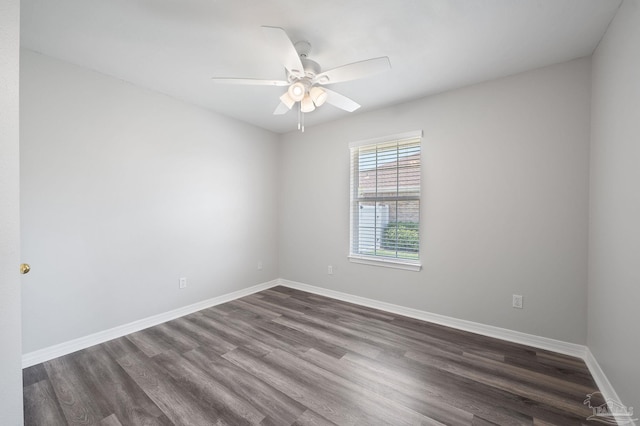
[381,221,419,253]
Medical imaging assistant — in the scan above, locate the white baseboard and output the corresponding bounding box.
[584,348,637,426]
[22,279,280,368]
[278,279,587,359]
[584,348,620,402]
[23,276,628,425]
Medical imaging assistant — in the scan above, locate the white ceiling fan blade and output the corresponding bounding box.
[261,26,304,78]
[323,88,361,112]
[211,78,289,86]
[315,57,391,85]
[273,102,291,115]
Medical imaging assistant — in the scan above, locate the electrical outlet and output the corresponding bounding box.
[179,277,187,289]
[512,294,523,309]
[257,261,263,270]
[327,265,333,275]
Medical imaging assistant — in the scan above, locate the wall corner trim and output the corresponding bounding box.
[22,279,280,368]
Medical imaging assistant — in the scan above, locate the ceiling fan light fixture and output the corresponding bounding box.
[310,86,327,107]
[301,94,315,113]
[280,92,295,109]
[288,81,306,102]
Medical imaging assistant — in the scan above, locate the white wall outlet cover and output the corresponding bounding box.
[512,294,523,309]
[179,278,187,289]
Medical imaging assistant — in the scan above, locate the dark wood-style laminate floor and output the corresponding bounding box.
[23,286,606,426]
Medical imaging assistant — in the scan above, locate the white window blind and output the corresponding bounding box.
[349,131,422,269]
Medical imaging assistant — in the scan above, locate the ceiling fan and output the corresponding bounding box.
[212,26,391,130]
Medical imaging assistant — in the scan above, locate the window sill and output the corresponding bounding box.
[348,255,422,272]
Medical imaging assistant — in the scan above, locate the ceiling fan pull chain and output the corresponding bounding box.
[297,102,301,130]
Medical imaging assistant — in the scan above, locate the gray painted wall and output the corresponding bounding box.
[279,58,592,344]
[0,0,24,424]
[17,7,639,410]
[589,0,640,412]
[20,50,280,353]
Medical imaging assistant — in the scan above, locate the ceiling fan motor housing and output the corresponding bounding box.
[301,58,321,79]
[287,58,321,84]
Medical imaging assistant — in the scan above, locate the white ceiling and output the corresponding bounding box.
[21,0,621,134]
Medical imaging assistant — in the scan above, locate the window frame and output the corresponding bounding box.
[348,130,423,271]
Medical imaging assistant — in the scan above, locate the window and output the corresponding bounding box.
[349,131,422,271]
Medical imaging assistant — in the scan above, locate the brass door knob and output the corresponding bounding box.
[20,264,31,274]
